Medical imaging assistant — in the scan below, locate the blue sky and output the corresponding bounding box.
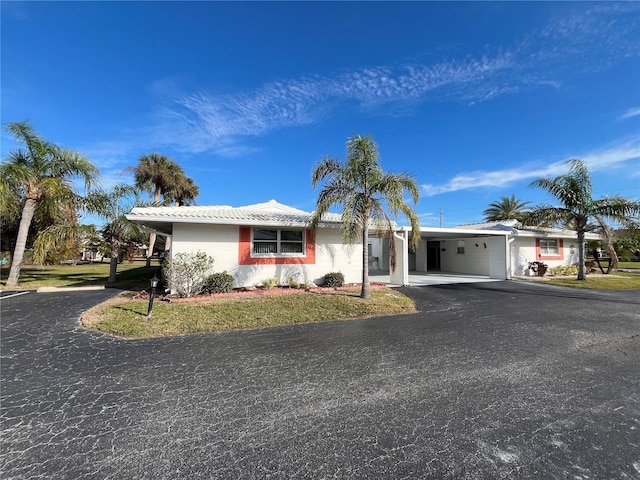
[2,1,639,227]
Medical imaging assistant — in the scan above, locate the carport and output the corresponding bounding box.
[372,226,513,286]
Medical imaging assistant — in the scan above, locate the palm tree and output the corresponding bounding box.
[132,153,184,266]
[86,185,143,283]
[483,194,531,223]
[1,121,99,287]
[311,134,420,299]
[163,174,199,252]
[529,159,640,280]
[165,175,199,207]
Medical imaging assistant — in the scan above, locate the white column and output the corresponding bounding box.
[488,235,510,280]
[389,230,409,286]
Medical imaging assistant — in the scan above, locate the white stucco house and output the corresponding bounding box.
[126,200,363,287]
[126,200,600,288]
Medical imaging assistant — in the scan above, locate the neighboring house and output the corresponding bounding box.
[127,201,601,288]
[126,200,363,287]
[453,220,601,276]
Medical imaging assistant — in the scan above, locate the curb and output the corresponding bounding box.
[37,286,106,293]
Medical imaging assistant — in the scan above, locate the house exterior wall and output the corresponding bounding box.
[437,237,491,276]
[171,223,362,287]
[510,236,580,275]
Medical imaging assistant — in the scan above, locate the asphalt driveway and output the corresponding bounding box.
[1,282,639,479]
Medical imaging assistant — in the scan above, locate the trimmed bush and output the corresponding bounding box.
[162,251,215,297]
[203,271,234,294]
[260,275,278,289]
[323,272,345,287]
[548,264,578,276]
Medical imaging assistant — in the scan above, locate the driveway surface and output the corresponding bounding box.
[1,282,639,479]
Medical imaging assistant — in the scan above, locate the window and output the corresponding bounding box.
[536,238,564,260]
[539,239,559,255]
[457,240,465,254]
[253,229,304,255]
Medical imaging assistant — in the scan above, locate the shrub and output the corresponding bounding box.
[260,275,278,289]
[548,264,578,276]
[203,271,234,294]
[287,277,301,289]
[323,272,345,287]
[162,251,215,297]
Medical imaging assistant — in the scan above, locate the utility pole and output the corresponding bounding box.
[439,209,443,228]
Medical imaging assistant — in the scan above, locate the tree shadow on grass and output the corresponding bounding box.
[113,305,147,317]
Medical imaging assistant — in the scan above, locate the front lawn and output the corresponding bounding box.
[616,261,640,269]
[544,271,640,290]
[0,261,161,290]
[82,287,417,338]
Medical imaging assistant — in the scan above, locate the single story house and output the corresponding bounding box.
[126,200,601,288]
[126,200,364,287]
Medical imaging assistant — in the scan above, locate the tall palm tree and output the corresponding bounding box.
[164,175,199,207]
[31,199,93,266]
[483,194,531,223]
[87,185,143,282]
[311,134,420,299]
[529,159,640,280]
[1,121,99,287]
[163,174,199,252]
[132,153,184,266]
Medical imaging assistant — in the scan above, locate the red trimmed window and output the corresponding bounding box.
[238,227,316,265]
[536,238,564,260]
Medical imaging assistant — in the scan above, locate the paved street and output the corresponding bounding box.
[1,282,639,479]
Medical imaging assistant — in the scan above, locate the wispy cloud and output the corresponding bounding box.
[78,140,139,190]
[421,139,640,196]
[149,4,638,155]
[619,107,640,121]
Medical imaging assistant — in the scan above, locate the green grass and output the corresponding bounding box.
[617,261,640,269]
[544,271,640,290]
[0,261,161,290]
[82,287,417,338]
[586,259,640,270]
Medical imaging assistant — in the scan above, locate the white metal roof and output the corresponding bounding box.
[454,220,600,239]
[126,199,343,234]
[127,201,601,241]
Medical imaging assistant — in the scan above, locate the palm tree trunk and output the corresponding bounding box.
[146,187,162,267]
[600,229,619,274]
[108,237,119,283]
[577,231,586,280]
[6,198,37,288]
[164,200,179,252]
[146,233,157,267]
[592,248,606,274]
[361,224,370,299]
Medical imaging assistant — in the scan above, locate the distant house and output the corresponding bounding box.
[127,201,601,287]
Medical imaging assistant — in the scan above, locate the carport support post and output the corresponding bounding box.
[488,235,511,280]
[390,230,409,286]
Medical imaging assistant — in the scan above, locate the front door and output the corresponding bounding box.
[427,241,441,271]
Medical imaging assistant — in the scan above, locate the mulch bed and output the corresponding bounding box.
[132,283,388,303]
